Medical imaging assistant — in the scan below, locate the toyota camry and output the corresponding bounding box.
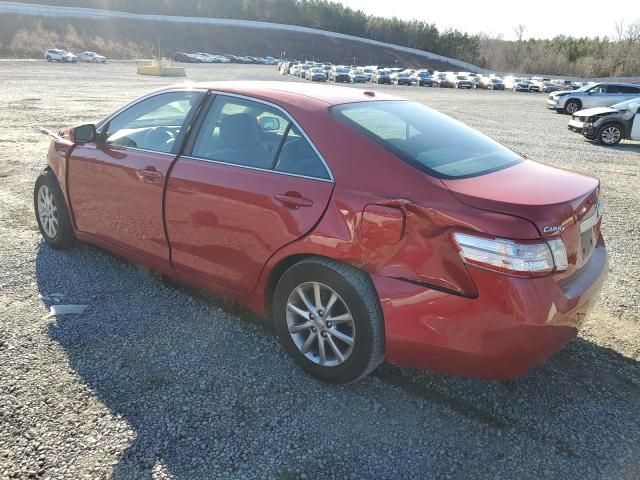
[35,82,607,383]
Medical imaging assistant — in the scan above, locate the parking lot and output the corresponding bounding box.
[1,61,639,479]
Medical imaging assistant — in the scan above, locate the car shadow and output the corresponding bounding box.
[589,141,640,153]
[36,243,640,479]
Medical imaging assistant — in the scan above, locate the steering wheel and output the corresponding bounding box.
[143,127,176,153]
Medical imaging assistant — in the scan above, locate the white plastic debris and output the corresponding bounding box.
[44,304,88,319]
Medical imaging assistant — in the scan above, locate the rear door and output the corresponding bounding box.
[165,93,334,293]
[68,90,205,264]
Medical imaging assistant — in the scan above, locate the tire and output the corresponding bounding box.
[46,56,52,62]
[564,99,581,115]
[34,169,75,249]
[596,123,623,146]
[273,257,385,384]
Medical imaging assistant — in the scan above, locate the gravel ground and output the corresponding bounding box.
[1,61,639,480]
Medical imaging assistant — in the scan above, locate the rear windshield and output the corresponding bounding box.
[330,100,522,179]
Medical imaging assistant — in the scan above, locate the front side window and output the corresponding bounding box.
[588,85,608,94]
[192,95,330,179]
[101,91,203,154]
[331,100,522,179]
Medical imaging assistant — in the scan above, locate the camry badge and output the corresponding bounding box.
[543,225,565,234]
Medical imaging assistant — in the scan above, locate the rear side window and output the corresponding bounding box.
[616,86,640,94]
[191,95,330,180]
[331,100,522,179]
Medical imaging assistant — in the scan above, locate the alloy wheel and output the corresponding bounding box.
[37,184,58,238]
[286,282,355,367]
[565,102,579,114]
[601,126,621,145]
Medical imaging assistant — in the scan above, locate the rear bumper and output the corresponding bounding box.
[373,241,608,379]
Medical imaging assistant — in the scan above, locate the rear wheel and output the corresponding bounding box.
[273,258,385,384]
[564,99,581,114]
[34,169,75,249]
[46,55,52,62]
[597,123,622,145]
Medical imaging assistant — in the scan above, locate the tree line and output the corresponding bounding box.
[12,1,640,76]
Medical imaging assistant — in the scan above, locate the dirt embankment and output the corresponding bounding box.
[0,13,460,70]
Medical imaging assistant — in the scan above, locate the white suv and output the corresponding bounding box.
[44,49,77,63]
[548,82,640,114]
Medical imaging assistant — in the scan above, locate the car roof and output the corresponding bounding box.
[167,81,401,107]
[592,82,640,87]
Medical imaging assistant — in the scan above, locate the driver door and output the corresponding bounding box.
[67,90,205,265]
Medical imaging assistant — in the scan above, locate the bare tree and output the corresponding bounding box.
[513,24,526,63]
[612,19,640,75]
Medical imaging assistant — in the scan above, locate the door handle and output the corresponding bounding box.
[273,192,313,208]
[136,168,163,182]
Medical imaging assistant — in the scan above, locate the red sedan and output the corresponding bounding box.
[35,82,607,383]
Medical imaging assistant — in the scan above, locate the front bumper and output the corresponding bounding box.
[547,98,561,109]
[568,120,596,138]
[373,241,608,379]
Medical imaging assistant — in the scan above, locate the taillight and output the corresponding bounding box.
[452,232,568,277]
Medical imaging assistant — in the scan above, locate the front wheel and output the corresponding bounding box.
[273,258,385,384]
[34,169,75,249]
[597,123,622,145]
[564,99,581,114]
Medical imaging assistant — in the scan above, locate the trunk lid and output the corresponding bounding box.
[442,160,602,282]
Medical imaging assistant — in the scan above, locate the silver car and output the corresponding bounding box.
[547,82,640,114]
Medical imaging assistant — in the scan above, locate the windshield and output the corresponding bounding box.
[612,97,640,110]
[331,101,522,179]
[336,68,349,73]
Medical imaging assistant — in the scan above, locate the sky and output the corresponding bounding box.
[337,0,639,40]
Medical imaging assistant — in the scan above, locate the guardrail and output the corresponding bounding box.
[0,0,488,73]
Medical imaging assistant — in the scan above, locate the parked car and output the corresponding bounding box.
[433,73,454,88]
[306,67,327,82]
[477,77,505,90]
[540,81,561,93]
[173,52,200,63]
[298,64,312,78]
[548,82,640,114]
[371,70,392,84]
[568,97,640,145]
[451,75,473,89]
[529,80,546,93]
[35,82,607,383]
[410,71,433,87]
[512,79,533,92]
[392,72,412,86]
[77,51,107,63]
[349,69,368,83]
[503,76,526,90]
[44,49,77,63]
[362,67,376,82]
[329,67,350,83]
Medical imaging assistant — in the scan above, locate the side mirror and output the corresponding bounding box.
[258,116,280,132]
[73,124,96,143]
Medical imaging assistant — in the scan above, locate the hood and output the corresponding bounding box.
[441,160,599,237]
[574,106,617,117]
[551,89,574,97]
